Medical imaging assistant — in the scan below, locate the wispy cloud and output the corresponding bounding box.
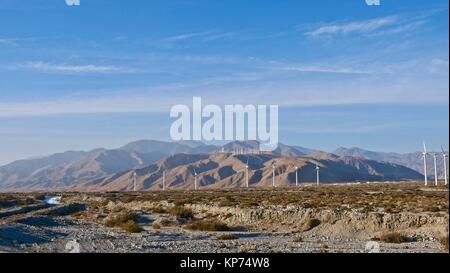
[306,16,398,37]
[0,72,447,118]
[274,64,371,75]
[201,32,237,42]
[0,38,16,46]
[13,61,138,74]
[163,30,238,43]
[163,31,216,42]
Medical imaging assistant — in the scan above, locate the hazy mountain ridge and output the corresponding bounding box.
[333,147,448,178]
[70,152,422,192]
[0,140,429,192]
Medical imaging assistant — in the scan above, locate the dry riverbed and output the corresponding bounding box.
[0,182,448,253]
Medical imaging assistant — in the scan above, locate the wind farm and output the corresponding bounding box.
[0,0,448,257]
[0,140,448,253]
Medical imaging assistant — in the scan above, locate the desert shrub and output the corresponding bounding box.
[16,198,35,206]
[152,206,167,214]
[303,218,321,231]
[440,235,449,251]
[380,232,409,244]
[159,219,174,226]
[216,234,239,240]
[223,213,234,219]
[239,201,259,208]
[293,236,303,243]
[427,206,441,213]
[186,220,231,231]
[170,206,195,220]
[152,223,161,230]
[121,220,144,233]
[104,210,137,227]
[120,195,138,203]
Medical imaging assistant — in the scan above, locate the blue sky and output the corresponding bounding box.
[0,0,448,164]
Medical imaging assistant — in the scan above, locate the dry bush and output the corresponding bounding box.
[159,219,175,227]
[152,223,161,230]
[170,206,195,220]
[303,218,321,231]
[440,235,449,251]
[121,220,144,233]
[120,195,138,203]
[380,232,409,244]
[216,234,239,240]
[152,206,167,214]
[293,236,303,243]
[104,210,137,227]
[186,220,231,231]
[104,210,143,233]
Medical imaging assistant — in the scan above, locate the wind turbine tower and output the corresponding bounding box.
[245,158,249,188]
[442,146,448,186]
[194,169,198,190]
[422,142,428,186]
[433,152,438,186]
[132,172,137,192]
[272,163,276,187]
[316,165,320,186]
[295,166,299,186]
[162,170,166,191]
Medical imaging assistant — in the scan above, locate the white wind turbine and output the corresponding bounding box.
[422,142,428,186]
[433,152,438,186]
[237,157,250,188]
[315,164,320,186]
[132,171,137,192]
[272,162,276,188]
[193,169,198,190]
[295,166,299,186]
[245,158,249,188]
[442,146,448,186]
[162,170,166,191]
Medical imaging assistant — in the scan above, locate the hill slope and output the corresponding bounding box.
[71,152,423,192]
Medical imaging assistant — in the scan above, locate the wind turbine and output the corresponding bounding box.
[422,142,428,186]
[272,162,276,187]
[193,169,198,190]
[237,157,249,188]
[433,152,438,186]
[162,170,166,191]
[245,158,249,188]
[442,146,448,186]
[294,166,299,186]
[315,164,320,186]
[132,171,137,192]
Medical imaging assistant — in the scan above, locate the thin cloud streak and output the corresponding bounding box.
[0,77,447,117]
[306,16,398,37]
[13,61,138,74]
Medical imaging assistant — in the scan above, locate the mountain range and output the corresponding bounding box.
[70,152,422,192]
[0,140,433,192]
[333,147,448,179]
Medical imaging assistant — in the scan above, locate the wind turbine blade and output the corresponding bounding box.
[423,142,427,153]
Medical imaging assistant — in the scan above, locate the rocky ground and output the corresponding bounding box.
[0,182,448,253]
